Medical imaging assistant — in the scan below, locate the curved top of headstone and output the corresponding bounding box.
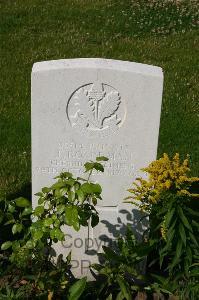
[32,58,163,77]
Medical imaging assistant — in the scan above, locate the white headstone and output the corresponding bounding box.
[31,58,163,278]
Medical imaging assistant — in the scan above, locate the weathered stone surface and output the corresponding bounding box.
[31,58,163,278]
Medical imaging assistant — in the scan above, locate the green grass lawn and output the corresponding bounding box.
[0,0,198,197]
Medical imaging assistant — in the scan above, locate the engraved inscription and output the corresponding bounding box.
[67,82,125,137]
[35,142,135,177]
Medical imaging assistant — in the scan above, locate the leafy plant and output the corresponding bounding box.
[91,226,150,300]
[68,277,87,300]
[1,153,198,299]
[126,153,199,297]
[0,156,108,299]
[179,262,199,300]
[0,284,33,300]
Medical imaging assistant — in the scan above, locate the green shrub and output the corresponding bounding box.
[0,157,107,299]
[126,153,199,298]
[0,153,198,299]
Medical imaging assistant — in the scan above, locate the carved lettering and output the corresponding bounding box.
[35,141,135,177]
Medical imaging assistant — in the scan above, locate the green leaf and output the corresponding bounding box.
[96,156,109,161]
[170,254,180,271]
[38,280,44,290]
[38,197,45,205]
[44,218,53,227]
[15,197,30,207]
[66,251,72,264]
[116,291,125,300]
[33,229,43,241]
[78,210,89,226]
[68,191,75,202]
[34,206,44,216]
[8,204,15,213]
[176,238,183,259]
[12,223,22,234]
[53,188,62,198]
[82,182,102,195]
[12,224,17,235]
[92,197,97,205]
[22,207,32,216]
[54,228,64,241]
[68,277,87,300]
[93,162,104,172]
[65,205,74,226]
[102,246,120,261]
[54,219,60,228]
[84,162,94,172]
[192,220,199,229]
[77,177,87,182]
[166,227,175,244]
[42,187,51,193]
[91,263,102,272]
[26,240,34,249]
[186,246,193,265]
[159,243,171,261]
[189,231,199,247]
[57,205,65,214]
[65,205,79,231]
[91,183,102,194]
[58,171,72,179]
[11,241,20,251]
[151,274,168,285]
[1,241,12,250]
[76,189,85,203]
[50,228,56,239]
[179,223,186,246]
[60,187,68,196]
[91,214,99,227]
[55,188,62,198]
[4,219,15,225]
[35,192,43,197]
[185,207,199,217]
[81,183,93,194]
[169,239,183,271]
[159,288,172,295]
[73,220,80,231]
[177,206,192,231]
[51,182,65,190]
[64,172,73,178]
[164,207,175,227]
[65,179,76,186]
[117,276,131,300]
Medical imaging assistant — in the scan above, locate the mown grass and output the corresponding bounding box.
[0,0,198,197]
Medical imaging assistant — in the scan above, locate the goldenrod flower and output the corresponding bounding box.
[125,153,199,212]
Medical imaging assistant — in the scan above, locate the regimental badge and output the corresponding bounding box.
[67,82,125,138]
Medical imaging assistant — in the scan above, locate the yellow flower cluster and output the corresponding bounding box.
[125,153,199,213]
[160,217,167,241]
